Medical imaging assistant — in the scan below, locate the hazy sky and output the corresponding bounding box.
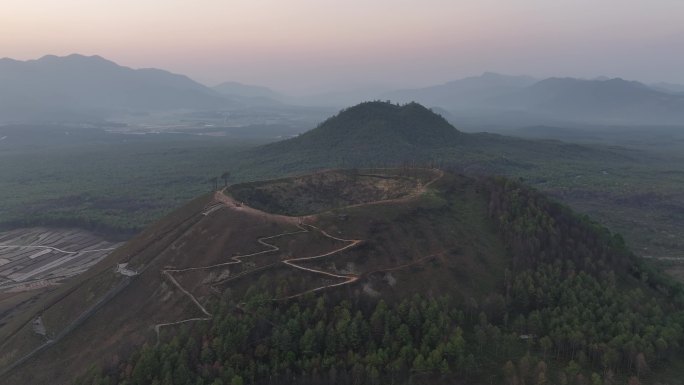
[2,0,683,94]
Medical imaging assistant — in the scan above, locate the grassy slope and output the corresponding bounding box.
[0,193,212,368]
[1,170,512,384]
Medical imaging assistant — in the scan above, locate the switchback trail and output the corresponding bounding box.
[277,225,361,300]
[153,168,443,342]
[155,222,361,342]
[1,168,445,375]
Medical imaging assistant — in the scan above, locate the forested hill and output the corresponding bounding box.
[16,170,679,385]
[233,101,621,177]
[291,101,462,147]
[251,101,463,170]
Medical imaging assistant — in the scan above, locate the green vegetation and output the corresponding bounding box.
[77,286,684,385]
[238,103,684,265]
[77,293,493,385]
[71,174,684,385]
[2,102,684,264]
[0,126,263,238]
[484,178,684,383]
[210,102,684,263]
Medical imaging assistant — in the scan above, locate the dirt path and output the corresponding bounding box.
[153,227,307,339]
[276,224,361,300]
[213,192,311,225]
[154,223,361,342]
[154,168,443,342]
[0,168,446,375]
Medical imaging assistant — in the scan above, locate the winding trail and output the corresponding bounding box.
[277,226,361,300]
[153,168,443,342]
[153,227,308,338]
[0,168,446,376]
[154,223,361,341]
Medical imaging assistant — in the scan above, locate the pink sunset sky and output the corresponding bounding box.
[1,0,683,94]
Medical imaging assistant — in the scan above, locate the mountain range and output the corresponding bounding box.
[383,72,538,110]
[387,73,684,125]
[652,82,684,95]
[2,54,684,126]
[0,54,286,122]
[0,54,230,121]
[212,81,285,105]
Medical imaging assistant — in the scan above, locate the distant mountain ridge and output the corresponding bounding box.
[386,73,684,125]
[652,81,684,95]
[0,54,229,122]
[383,72,538,110]
[212,81,284,104]
[495,77,684,124]
[3,54,684,126]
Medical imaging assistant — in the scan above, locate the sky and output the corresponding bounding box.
[1,0,683,94]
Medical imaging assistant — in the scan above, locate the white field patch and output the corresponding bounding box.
[0,227,123,292]
[28,249,52,259]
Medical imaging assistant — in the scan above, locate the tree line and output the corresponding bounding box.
[76,175,684,385]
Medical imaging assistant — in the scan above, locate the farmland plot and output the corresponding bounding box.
[0,228,121,293]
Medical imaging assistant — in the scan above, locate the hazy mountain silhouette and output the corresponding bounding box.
[213,81,284,105]
[489,77,684,124]
[0,54,227,122]
[385,74,684,125]
[651,82,684,95]
[382,72,537,110]
[3,55,684,125]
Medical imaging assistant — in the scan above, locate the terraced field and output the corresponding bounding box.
[0,228,121,293]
